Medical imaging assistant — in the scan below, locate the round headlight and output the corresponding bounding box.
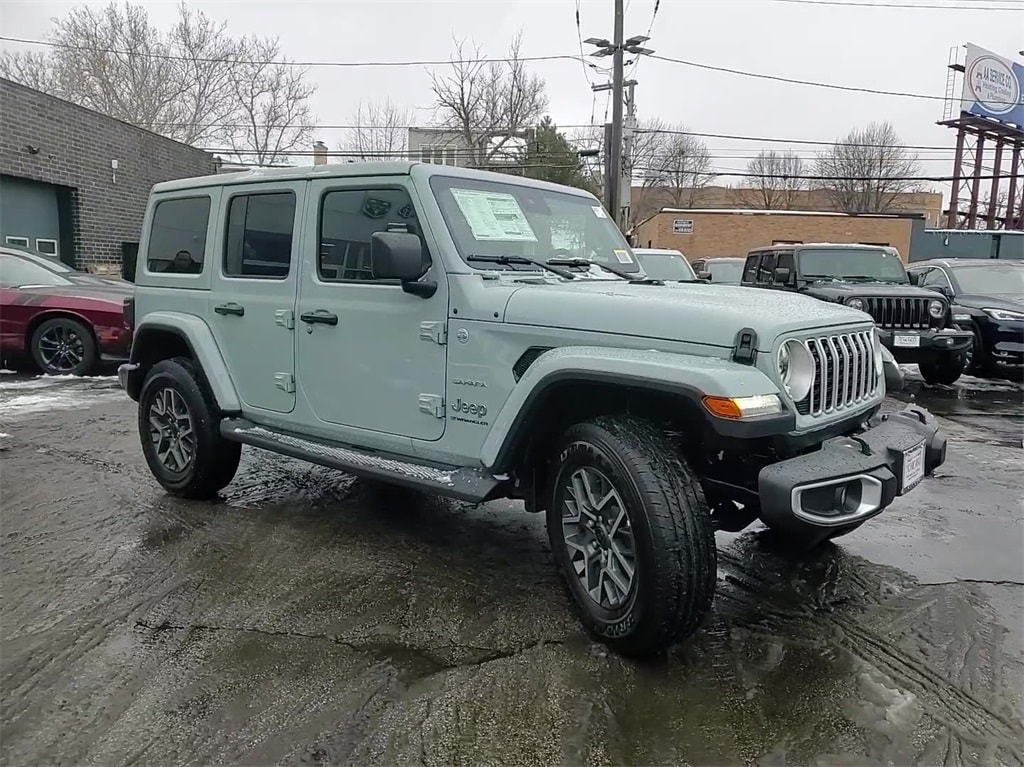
[847,297,865,311]
[778,339,814,402]
[928,299,945,318]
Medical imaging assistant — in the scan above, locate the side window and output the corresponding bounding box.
[757,252,778,284]
[776,252,795,278]
[742,255,760,283]
[223,191,295,279]
[920,268,950,289]
[318,188,422,282]
[147,196,211,275]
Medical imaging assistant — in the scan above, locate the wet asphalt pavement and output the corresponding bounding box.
[1,367,1022,766]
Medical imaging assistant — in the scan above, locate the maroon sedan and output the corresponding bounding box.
[0,247,133,376]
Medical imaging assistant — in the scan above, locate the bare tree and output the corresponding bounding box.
[342,99,414,161]
[0,1,316,162]
[814,121,922,213]
[429,32,547,167]
[635,122,716,214]
[225,36,316,166]
[739,150,805,209]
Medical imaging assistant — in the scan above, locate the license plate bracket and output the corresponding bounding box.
[900,441,926,494]
[894,334,920,348]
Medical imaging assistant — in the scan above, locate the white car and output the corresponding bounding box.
[632,248,703,282]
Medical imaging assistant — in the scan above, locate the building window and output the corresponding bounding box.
[318,188,423,282]
[223,191,295,279]
[35,238,58,256]
[146,196,211,275]
[4,236,29,248]
[420,145,457,166]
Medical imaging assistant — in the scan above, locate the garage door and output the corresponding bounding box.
[0,175,61,258]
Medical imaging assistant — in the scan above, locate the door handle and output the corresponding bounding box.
[300,310,338,326]
[214,302,245,317]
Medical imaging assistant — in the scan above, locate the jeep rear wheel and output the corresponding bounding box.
[919,353,964,386]
[545,415,717,658]
[138,357,241,499]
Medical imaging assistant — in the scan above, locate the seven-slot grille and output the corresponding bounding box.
[796,329,878,417]
[863,297,935,329]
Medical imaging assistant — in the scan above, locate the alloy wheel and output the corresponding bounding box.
[561,466,637,609]
[38,325,86,373]
[148,387,196,473]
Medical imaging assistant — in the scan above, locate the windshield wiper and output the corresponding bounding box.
[466,254,575,280]
[545,256,661,284]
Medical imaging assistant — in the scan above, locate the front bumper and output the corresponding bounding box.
[757,405,946,536]
[879,327,972,361]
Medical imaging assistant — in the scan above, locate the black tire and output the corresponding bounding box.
[30,317,97,376]
[963,326,995,377]
[545,415,717,658]
[919,354,964,386]
[137,357,241,499]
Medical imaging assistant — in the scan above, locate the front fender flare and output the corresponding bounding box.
[481,345,790,471]
[128,312,240,412]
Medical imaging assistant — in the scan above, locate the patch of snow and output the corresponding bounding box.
[0,369,16,375]
[0,432,10,438]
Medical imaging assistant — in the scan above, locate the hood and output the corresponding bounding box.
[67,273,134,291]
[800,282,938,300]
[503,281,869,350]
[955,293,1024,312]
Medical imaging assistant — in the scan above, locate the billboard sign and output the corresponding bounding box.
[960,43,1024,128]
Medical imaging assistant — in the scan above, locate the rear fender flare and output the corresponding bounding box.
[129,312,240,412]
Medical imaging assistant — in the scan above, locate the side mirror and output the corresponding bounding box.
[698,269,711,281]
[937,285,954,299]
[773,266,791,285]
[908,272,920,285]
[370,232,435,297]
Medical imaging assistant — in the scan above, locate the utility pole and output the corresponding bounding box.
[585,9,654,231]
[621,80,637,232]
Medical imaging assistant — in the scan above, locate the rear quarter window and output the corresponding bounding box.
[146,196,211,275]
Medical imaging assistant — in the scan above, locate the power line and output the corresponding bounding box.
[0,34,579,68]
[765,0,1024,9]
[5,33,1016,106]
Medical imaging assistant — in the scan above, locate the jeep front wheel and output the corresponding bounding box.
[919,353,964,386]
[545,415,717,658]
[138,357,242,499]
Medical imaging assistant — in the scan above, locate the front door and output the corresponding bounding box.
[296,180,448,441]
[208,181,305,414]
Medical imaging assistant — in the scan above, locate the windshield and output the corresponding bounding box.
[634,251,696,281]
[708,259,744,282]
[429,175,640,274]
[798,248,909,284]
[0,254,74,288]
[952,264,1024,295]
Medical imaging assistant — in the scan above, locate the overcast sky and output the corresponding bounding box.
[1,0,1022,193]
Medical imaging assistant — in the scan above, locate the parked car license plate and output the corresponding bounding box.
[900,441,926,494]
[894,334,920,348]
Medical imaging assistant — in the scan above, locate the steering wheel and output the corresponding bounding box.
[549,248,575,259]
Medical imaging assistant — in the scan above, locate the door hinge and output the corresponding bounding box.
[275,309,295,330]
[418,393,445,418]
[419,321,447,345]
[274,373,295,393]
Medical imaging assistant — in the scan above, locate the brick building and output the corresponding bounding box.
[0,78,217,271]
[634,208,926,262]
[631,186,944,229]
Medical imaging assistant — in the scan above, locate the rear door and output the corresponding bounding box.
[208,181,305,415]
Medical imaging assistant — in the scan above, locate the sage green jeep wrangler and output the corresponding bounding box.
[119,162,948,657]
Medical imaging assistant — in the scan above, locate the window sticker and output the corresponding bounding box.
[613,249,633,264]
[450,189,538,242]
[591,206,608,219]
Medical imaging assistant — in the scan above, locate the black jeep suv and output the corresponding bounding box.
[741,243,973,385]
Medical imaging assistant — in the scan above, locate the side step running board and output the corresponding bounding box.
[220,418,509,504]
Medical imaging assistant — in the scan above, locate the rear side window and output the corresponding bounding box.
[757,252,778,284]
[224,192,296,279]
[147,196,211,275]
[742,255,760,283]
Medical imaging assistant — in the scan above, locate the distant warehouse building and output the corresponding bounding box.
[634,208,927,262]
[0,78,217,273]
